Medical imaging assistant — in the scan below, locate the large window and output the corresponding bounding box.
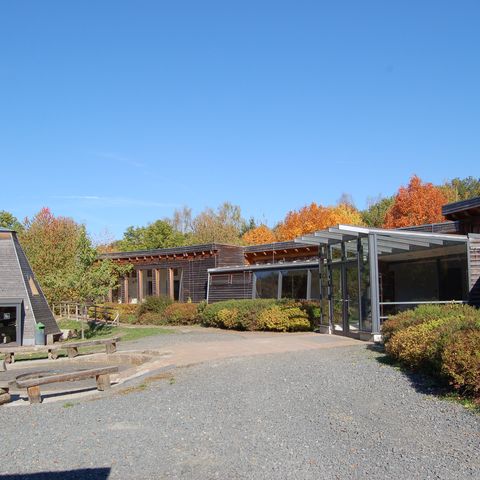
[281,269,308,299]
[255,271,279,299]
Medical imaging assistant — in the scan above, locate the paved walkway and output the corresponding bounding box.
[118,326,363,374]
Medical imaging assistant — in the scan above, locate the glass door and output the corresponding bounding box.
[0,305,18,344]
[345,260,360,333]
[330,263,344,332]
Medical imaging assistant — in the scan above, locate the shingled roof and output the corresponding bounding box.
[0,229,60,345]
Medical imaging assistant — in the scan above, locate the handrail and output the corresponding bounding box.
[51,302,120,326]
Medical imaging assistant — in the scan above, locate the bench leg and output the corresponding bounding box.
[105,342,116,354]
[0,359,6,372]
[67,347,79,358]
[27,385,42,404]
[96,374,111,391]
[0,390,11,405]
[48,349,58,360]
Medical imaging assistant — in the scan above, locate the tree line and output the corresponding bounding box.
[0,175,478,304]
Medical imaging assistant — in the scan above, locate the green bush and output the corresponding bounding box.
[137,296,173,317]
[100,302,137,324]
[200,299,314,332]
[200,299,278,330]
[383,304,480,400]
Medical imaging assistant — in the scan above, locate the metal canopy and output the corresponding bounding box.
[296,224,468,251]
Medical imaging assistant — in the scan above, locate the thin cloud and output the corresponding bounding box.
[52,195,179,208]
[94,152,146,168]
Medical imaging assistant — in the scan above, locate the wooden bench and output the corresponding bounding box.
[15,366,119,404]
[1,336,121,364]
[49,336,121,360]
[0,382,11,405]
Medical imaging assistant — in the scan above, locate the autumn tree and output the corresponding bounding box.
[383,175,448,228]
[243,224,276,245]
[20,208,128,303]
[276,202,364,241]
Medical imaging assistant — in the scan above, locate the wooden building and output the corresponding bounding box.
[104,196,480,340]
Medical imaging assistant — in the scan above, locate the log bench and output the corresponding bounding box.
[0,336,121,364]
[0,382,11,405]
[15,366,119,404]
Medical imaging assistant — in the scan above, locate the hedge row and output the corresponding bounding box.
[103,297,319,332]
[382,304,480,401]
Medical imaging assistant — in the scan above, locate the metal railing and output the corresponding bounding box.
[52,302,120,326]
[379,300,468,321]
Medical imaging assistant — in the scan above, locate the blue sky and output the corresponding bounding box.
[1,1,479,241]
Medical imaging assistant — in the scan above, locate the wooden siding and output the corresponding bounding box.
[208,271,253,303]
[468,234,480,306]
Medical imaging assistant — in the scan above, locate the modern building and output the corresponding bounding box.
[103,197,480,340]
[0,228,60,346]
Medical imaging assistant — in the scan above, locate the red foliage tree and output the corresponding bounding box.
[383,175,448,228]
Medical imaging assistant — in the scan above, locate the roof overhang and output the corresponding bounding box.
[295,224,468,254]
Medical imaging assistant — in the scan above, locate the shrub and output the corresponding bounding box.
[381,304,467,344]
[162,303,199,325]
[257,305,310,332]
[383,304,480,401]
[101,302,138,324]
[441,329,480,398]
[137,296,173,317]
[199,299,313,332]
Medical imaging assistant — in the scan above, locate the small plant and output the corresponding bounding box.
[63,402,75,408]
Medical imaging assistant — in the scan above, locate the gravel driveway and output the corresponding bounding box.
[0,334,478,480]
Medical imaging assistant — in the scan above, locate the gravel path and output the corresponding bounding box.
[0,337,478,480]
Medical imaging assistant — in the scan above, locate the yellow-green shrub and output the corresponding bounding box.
[257,305,310,332]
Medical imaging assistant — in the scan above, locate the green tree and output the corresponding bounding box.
[443,176,480,202]
[118,219,186,251]
[0,210,23,232]
[190,202,246,245]
[361,196,395,227]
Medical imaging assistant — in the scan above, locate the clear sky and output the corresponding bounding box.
[1,1,479,240]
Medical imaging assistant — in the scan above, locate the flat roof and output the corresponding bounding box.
[295,224,468,255]
[100,243,240,260]
[442,196,480,220]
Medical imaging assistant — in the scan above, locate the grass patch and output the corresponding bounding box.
[9,321,172,362]
[57,319,172,343]
[441,393,480,414]
[63,402,75,408]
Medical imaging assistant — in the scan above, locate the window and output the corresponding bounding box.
[254,271,279,299]
[281,269,308,299]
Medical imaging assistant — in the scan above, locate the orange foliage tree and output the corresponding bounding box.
[242,224,276,245]
[383,175,448,228]
[276,202,364,241]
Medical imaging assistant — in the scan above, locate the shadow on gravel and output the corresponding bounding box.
[366,344,449,397]
[0,468,110,480]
